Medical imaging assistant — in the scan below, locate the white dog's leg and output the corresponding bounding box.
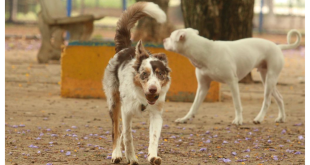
[258,71,285,123]
[253,73,276,124]
[273,89,286,123]
[121,108,138,165]
[228,80,243,125]
[175,69,211,123]
[147,110,163,165]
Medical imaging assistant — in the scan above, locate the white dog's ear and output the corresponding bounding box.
[175,31,186,42]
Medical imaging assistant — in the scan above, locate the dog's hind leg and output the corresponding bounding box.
[257,70,285,123]
[273,88,286,123]
[228,79,243,125]
[253,72,277,124]
[109,92,123,163]
[175,69,211,123]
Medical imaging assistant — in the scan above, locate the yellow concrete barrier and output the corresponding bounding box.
[61,41,220,102]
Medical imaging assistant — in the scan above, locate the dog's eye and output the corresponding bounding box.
[140,72,148,79]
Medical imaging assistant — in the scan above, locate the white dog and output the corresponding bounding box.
[163,28,301,125]
[103,2,170,165]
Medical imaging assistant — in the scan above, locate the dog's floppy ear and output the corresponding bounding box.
[133,40,149,71]
[153,53,168,63]
[174,31,186,42]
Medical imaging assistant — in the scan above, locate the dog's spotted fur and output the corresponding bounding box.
[103,2,169,165]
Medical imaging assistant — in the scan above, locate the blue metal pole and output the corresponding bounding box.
[259,0,264,34]
[122,0,127,11]
[66,0,72,40]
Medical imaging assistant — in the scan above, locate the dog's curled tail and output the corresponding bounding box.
[278,29,302,50]
[114,2,166,53]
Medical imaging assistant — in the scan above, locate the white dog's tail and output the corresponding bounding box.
[114,2,166,53]
[278,29,302,50]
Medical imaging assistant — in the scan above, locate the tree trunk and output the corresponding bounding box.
[133,0,175,44]
[181,0,254,83]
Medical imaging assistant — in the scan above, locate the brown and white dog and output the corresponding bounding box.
[103,2,170,165]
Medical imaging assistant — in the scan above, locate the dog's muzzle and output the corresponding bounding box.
[145,94,159,105]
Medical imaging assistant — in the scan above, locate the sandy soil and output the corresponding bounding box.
[5,28,305,165]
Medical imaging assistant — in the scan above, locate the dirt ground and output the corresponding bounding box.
[5,25,305,165]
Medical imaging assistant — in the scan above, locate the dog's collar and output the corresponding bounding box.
[141,104,148,111]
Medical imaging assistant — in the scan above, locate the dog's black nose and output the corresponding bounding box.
[149,86,157,94]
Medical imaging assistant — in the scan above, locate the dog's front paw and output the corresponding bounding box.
[111,157,122,164]
[128,160,139,165]
[232,116,243,125]
[149,157,162,165]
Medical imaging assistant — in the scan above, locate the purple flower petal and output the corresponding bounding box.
[46,128,51,131]
[231,152,237,156]
[51,134,58,137]
[132,130,136,133]
[203,139,211,143]
[66,151,71,156]
[223,141,228,144]
[35,137,41,140]
[294,151,302,155]
[236,159,247,162]
[223,158,231,163]
[213,135,218,138]
[19,124,25,127]
[244,149,250,152]
[37,151,41,154]
[170,135,176,139]
[66,129,71,132]
[106,156,112,159]
[163,124,169,128]
[200,148,207,152]
[72,126,77,129]
[281,129,286,134]
[293,123,302,126]
[267,139,272,143]
[138,151,144,154]
[286,149,294,153]
[298,135,304,140]
[46,163,53,165]
[205,131,210,134]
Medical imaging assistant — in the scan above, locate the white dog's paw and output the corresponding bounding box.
[253,115,264,124]
[111,157,122,164]
[175,115,194,123]
[128,160,139,165]
[148,156,162,165]
[111,148,123,163]
[232,116,243,125]
[275,115,286,123]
